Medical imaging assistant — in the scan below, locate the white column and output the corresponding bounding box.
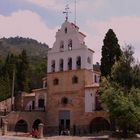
[2,120,8,135]
[38,123,44,138]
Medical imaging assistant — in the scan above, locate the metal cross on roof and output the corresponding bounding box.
[63,4,71,21]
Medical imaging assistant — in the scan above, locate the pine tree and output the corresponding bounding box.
[101,29,121,77]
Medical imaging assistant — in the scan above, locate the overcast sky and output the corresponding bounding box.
[0,0,140,63]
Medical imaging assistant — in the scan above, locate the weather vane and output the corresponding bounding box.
[63,4,71,21]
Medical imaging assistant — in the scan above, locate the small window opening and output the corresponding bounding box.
[68,58,72,70]
[51,60,55,72]
[38,99,44,108]
[94,75,97,83]
[65,27,67,34]
[72,76,78,84]
[87,57,91,64]
[60,41,64,51]
[68,39,72,50]
[76,56,81,69]
[53,78,59,85]
[59,59,64,71]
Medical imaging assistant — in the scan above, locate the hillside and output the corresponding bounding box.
[0,37,49,61]
[0,37,49,99]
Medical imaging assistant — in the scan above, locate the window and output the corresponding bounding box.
[61,97,69,105]
[68,57,72,70]
[38,99,44,108]
[65,27,67,34]
[95,94,102,111]
[51,60,55,72]
[76,56,81,69]
[60,41,64,51]
[68,39,72,50]
[94,75,97,83]
[87,57,91,64]
[53,78,59,85]
[59,59,64,71]
[72,76,78,84]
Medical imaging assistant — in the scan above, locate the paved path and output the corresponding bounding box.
[0,135,37,140]
[0,135,109,140]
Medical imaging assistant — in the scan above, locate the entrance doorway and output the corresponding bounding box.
[15,119,28,132]
[89,117,110,133]
[59,111,70,132]
[32,119,42,130]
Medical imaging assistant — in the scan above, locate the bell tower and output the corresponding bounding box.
[46,9,99,134]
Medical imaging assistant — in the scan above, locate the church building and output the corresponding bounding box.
[0,17,109,135]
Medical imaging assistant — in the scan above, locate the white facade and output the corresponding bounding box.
[85,89,96,112]
[47,21,94,73]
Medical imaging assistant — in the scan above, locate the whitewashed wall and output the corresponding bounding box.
[47,21,94,73]
[85,89,95,112]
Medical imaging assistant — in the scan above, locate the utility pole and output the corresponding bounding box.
[11,68,15,111]
[74,0,77,25]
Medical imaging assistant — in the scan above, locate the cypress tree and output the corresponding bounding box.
[101,29,121,77]
[16,50,29,92]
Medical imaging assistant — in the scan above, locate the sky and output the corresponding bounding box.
[0,0,140,63]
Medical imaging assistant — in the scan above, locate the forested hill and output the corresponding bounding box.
[0,37,49,101]
[0,37,49,60]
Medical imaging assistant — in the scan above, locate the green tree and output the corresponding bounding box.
[16,50,29,92]
[100,78,140,137]
[0,74,11,101]
[0,54,17,101]
[101,29,121,77]
[111,45,138,90]
[100,45,140,137]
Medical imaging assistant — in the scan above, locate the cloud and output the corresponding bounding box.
[0,10,58,47]
[25,0,65,11]
[85,16,140,63]
[76,0,106,12]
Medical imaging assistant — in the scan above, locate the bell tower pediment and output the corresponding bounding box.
[50,21,87,53]
[47,20,94,73]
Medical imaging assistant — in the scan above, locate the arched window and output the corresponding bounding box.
[65,27,67,34]
[94,75,97,83]
[76,56,81,69]
[51,60,55,72]
[68,57,72,70]
[38,99,45,108]
[59,59,64,71]
[95,94,102,111]
[87,57,91,64]
[68,39,72,50]
[53,78,59,85]
[60,41,64,51]
[72,76,78,84]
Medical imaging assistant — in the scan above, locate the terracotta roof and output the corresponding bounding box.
[88,48,95,53]
[79,31,86,37]
[24,93,35,97]
[85,83,99,88]
[32,88,47,92]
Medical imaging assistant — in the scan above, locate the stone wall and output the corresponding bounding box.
[46,69,109,134]
[2,111,46,132]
